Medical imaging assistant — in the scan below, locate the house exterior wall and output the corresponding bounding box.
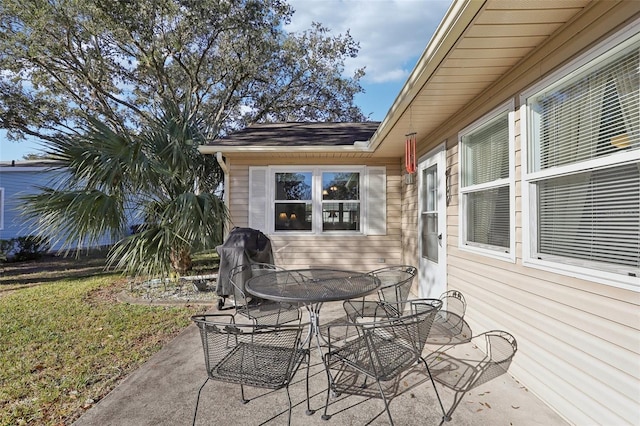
[402,3,640,425]
[0,165,134,251]
[225,156,404,272]
[0,167,57,241]
[400,166,418,269]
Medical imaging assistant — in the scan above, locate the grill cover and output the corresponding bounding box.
[215,227,274,296]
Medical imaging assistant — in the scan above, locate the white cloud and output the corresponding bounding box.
[285,0,452,83]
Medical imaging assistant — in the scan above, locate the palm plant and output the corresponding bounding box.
[21,103,227,279]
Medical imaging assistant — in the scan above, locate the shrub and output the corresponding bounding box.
[0,238,14,262]
[13,236,51,261]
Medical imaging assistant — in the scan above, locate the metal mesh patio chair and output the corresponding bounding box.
[428,290,472,345]
[321,298,446,425]
[191,314,310,426]
[425,330,517,424]
[228,263,301,325]
[343,265,417,322]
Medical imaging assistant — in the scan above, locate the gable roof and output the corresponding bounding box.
[0,159,63,170]
[200,122,380,153]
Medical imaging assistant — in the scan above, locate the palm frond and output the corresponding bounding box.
[20,187,126,253]
[20,100,227,276]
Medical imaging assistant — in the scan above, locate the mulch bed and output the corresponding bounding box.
[1,251,220,305]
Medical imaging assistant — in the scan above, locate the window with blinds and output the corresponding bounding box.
[459,112,512,254]
[526,33,640,281]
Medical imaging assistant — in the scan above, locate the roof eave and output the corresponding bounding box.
[199,141,374,155]
[365,0,484,152]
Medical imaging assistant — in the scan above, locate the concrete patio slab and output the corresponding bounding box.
[73,302,568,426]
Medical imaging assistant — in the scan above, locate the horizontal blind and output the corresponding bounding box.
[466,186,510,250]
[537,164,640,269]
[531,45,639,171]
[462,116,509,187]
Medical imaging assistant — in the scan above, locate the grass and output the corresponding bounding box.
[0,252,210,425]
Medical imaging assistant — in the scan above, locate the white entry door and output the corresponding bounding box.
[418,144,447,299]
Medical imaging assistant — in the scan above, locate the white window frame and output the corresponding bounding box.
[520,22,640,291]
[270,166,364,235]
[458,100,516,262]
[256,165,384,236]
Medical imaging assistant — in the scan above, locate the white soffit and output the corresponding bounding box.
[370,0,592,158]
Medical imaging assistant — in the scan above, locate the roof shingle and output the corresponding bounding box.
[209,122,380,147]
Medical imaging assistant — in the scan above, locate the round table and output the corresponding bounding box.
[245,268,380,304]
[246,268,380,415]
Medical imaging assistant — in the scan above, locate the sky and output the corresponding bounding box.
[0,0,452,162]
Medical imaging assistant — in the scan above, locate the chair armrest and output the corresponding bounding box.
[343,299,396,322]
[482,330,517,363]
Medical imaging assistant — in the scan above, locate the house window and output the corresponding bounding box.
[249,166,385,236]
[274,172,313,231]
[523,31,640,287]
[459,104,513,258]
[273,168,361,233]
[322,172,360,231]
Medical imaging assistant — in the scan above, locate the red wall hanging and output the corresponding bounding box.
[405,132,417,174]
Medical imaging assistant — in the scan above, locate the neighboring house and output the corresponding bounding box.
[0,160,63,243]
[200,1,639,424]
[0,160,127,251]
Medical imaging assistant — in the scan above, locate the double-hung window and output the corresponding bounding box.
[458,103,514,259]
[274,172,313,231]
[249,166,385,235]
[321,171,361,231]
[522,28,640,288]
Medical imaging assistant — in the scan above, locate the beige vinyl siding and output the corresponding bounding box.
[400,157,417,250]
[401,3,640,425]
[447,253,638,425]
[225,156,403,272]
[400,159,419,294]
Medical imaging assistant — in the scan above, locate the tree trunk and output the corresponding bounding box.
[170,248,192,275]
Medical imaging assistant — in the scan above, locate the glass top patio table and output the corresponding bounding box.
[245,268,380,305]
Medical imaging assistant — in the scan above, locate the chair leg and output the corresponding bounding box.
[440,391,467,423]
[321,354,333,420]
[321,387,332,420]
[305,349,315,415]
[192,377,209,426]
[420,357,450,423]
[285,387,293,426]
[240,384,249,404]
[375,379,394,426]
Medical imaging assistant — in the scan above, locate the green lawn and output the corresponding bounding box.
[0,259,208,425]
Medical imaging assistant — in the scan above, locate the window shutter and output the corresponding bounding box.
[249,167,268,231]
[366,167,386,235]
